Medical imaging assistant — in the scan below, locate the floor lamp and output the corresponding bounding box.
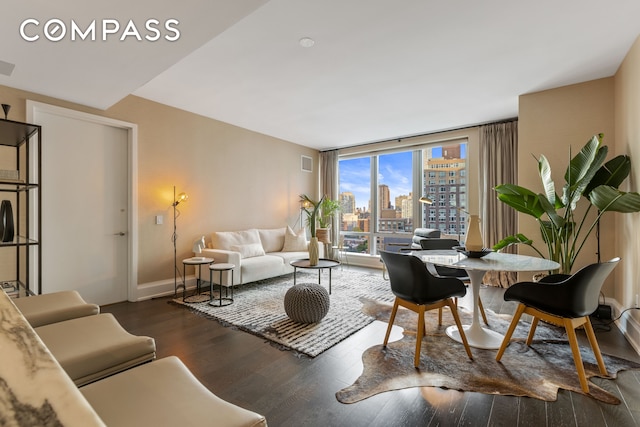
[172,186,188,296]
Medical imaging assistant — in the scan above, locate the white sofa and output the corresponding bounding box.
[199,227,323,286]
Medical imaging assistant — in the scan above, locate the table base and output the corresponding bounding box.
[446,323,505,350]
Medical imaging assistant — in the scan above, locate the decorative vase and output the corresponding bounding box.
[309,237,320,266]
[316,228,331,244]
[465,214,483,251]
[1,200,15,242]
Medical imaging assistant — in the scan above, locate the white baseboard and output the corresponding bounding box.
[608,297,640,355]
[136,275,198,301]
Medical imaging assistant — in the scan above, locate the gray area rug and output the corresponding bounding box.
[336,299,640,405]
[172,269,394,357]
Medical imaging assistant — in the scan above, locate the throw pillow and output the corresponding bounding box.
[282,226,308,252]
[230,243,266,259]
[211,229,261,250]
[258,228,286,253]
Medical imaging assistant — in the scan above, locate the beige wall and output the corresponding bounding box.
[0,85,318,287]
[518,78,616,289]
[614,35,640,317]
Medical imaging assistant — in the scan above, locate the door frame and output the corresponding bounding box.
[27,100,139,302]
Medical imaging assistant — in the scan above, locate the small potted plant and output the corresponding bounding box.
[316,197,341,244]
[300,194,324,265]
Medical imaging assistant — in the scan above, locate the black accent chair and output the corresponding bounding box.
[379,250,473,368]
[410,228,441,249]
[419,238,489,326]
[495,258,620,393]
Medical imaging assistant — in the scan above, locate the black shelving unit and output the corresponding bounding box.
[0,118,41,297]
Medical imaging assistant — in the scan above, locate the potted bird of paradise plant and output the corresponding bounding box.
[493,134,640,274]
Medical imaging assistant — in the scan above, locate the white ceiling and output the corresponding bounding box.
[3,1,640,151]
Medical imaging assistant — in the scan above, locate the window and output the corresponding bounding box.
[338,141,468,256]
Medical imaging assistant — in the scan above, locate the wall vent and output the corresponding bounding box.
[301,155,313,173]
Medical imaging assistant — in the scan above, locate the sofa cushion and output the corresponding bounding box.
[258,227,286,253]
[282,226,308,252]
[80,356,267,427]
[271,251,311,265]
[230,243,265,259]
[13,290,99,327]
[212,229,261,251]
[35,313,156,387]
[239,255,287,284]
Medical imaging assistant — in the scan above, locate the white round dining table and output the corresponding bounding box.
[411,250,560,350]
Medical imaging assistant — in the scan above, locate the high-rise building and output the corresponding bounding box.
[378,184,391,210]
[339,192,356,214]
[395,193,412,219]
[423,143,466,237]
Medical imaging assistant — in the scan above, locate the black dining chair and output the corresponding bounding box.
[379,250,473,368]
[495,258,620,393]
[419,238,489,326]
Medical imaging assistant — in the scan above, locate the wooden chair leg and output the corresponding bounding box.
[478,297,489,326]
[415,306,426,368]
[438,307,443,325]
[583,316,608,376]
[496,303,526,361]
[447,299,473,360]
[526,317,539,345]
[564,318,590,393]
[383,299,399,346]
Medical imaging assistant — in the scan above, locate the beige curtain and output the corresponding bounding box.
[320,150,339,244]
[479,121,518,287]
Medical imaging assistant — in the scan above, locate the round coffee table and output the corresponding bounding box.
[290,258,340,294]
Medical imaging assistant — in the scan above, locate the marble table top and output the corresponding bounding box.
[411,249,560,272]
[0,291,105,426]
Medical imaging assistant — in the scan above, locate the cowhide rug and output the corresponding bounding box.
[335,299,640,405]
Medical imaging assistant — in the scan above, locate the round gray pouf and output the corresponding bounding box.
[284,283,330,323]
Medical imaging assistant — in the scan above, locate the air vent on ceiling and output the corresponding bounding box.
[301,155,313,173]
[0,60,16,77]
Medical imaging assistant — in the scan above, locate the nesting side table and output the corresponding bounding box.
[209,263,235,307]
[182,257,214,303]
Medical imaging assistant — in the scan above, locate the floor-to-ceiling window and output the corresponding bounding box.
[338,140,467,258]
[338,157,371,254]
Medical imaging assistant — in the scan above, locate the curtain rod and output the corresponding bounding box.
[321,117,518,153]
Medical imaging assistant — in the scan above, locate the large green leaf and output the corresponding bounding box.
[495,184,545,218]
[492,233,546,258]
[538,154,560,207]
[564,135,601,186]
[562,143,607,210]
[589,185,640,213]
[538,193,565,230]
[583,155,631,196]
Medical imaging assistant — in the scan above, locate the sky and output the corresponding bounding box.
[338,145,465,211]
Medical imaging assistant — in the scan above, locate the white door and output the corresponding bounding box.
[34,109,130,305]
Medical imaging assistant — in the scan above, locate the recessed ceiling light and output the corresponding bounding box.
[299,37,315,48]
[0,60,16,77]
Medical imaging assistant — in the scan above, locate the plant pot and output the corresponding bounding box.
[316,228,331,244]
[309,237,319,266]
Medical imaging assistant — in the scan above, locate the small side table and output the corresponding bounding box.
[290,258,341,294]
[209,263,235,307]
[182,257,214,303]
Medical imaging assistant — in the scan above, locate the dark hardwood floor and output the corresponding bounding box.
[102,269,640,427]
